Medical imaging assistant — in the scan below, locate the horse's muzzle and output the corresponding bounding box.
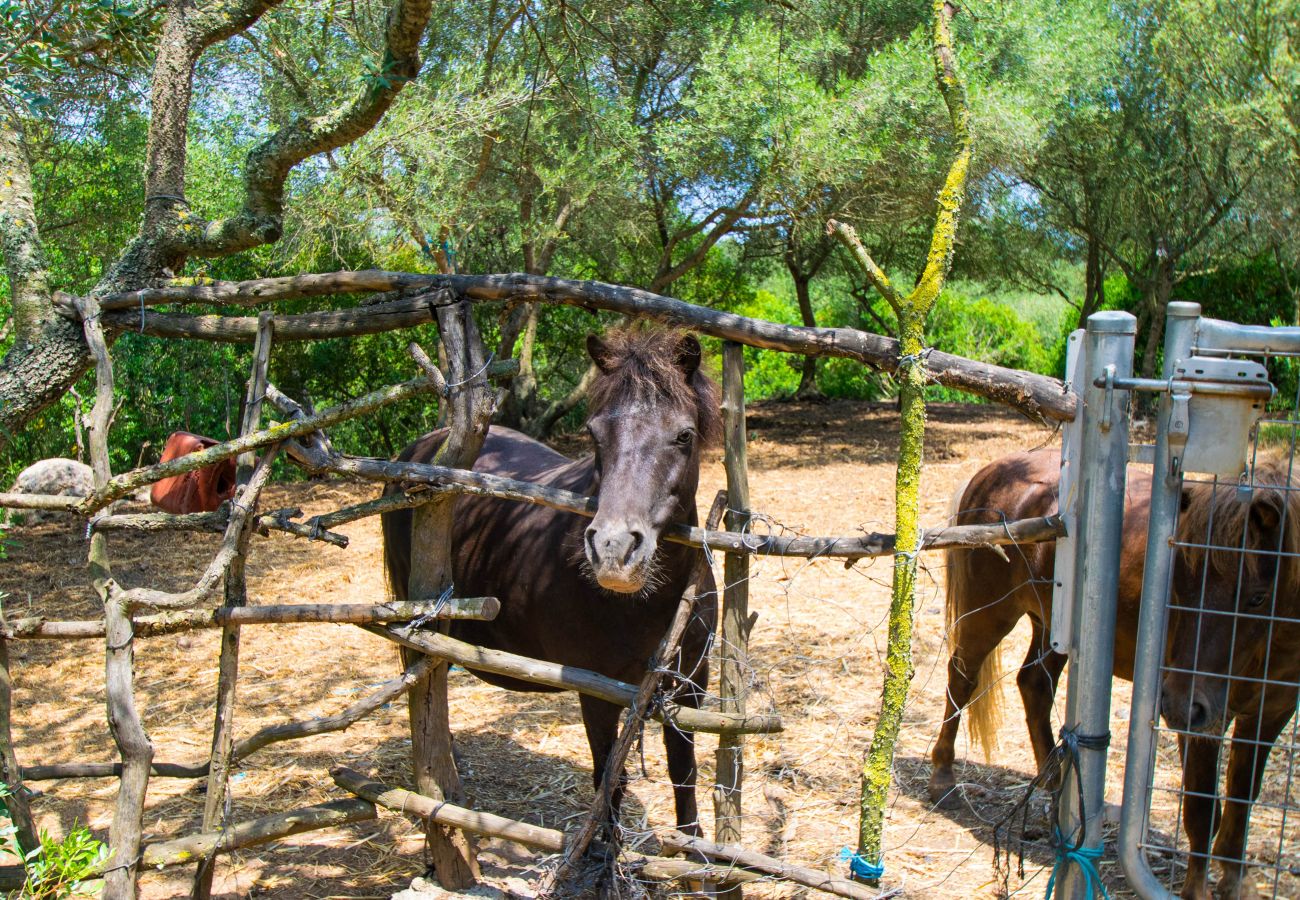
[1160,679,1228,735]
[585,523,653,594]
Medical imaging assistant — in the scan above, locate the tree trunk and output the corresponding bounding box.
[1080,235,1105,323]
[1140,261,1174,379]
[790,272,822,400]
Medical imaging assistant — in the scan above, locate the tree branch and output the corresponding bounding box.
[182,0,433,255]
[827,220,904,312]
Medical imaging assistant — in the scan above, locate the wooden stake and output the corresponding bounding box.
[331,769,879,899]
[0,631,37,858]
[366,623,782,735]
[403,302,495,888]
[716,340,751,897]
[195,313,273,899]
[76,294,152,900]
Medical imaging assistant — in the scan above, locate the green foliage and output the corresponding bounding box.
[922,289,1052,402]
[720,289,802,400]
[0,783,109,898]
[0,0,156,112]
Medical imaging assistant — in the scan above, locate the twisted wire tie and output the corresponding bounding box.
[896,346,934,371]
[442,353,495,399]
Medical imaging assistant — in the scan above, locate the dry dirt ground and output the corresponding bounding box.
[0,400,1291,899]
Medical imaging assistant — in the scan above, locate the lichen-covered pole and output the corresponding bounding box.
[829,0,971,883]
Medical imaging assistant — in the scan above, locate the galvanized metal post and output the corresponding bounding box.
[1057,310,1135,899]
[1118,302,1200,900]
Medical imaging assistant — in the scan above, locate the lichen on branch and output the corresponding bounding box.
[829,0,973,882]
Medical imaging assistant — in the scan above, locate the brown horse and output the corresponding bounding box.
[929,449,1300,899]
[382,329,720,835]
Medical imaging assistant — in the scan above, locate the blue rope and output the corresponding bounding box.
[992,725,1112,897]
[1044,831,1109,899]
[839,848,884,882]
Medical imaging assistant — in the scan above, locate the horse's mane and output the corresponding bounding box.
[587,326,722,447]
[1178,456,1300,595]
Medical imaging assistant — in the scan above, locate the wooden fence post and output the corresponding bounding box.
[404,301,494,888]
[715,341,751,895]
[0,631,37,860]
[194,311,274,899]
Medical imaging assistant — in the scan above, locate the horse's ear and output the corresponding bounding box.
[1250,493,1284,534]
[675,334,702,378]
[588,334,615,373]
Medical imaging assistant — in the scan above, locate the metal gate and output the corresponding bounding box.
[1117,302,1300,899]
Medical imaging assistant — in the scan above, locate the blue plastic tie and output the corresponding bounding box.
[1044,830,1109,899]
[838,848,884,881]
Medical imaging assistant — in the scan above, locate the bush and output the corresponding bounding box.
[1,783,109,898]
[923,291,1052,401]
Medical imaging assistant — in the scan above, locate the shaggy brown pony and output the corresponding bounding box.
[930,450,1300,900]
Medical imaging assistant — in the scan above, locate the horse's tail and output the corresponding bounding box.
[379,499,412,603]
[945,478,1003,761]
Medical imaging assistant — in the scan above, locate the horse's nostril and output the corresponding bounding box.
[1188,699,1210,730]
[622,530,645,566]
[585,527,600,562]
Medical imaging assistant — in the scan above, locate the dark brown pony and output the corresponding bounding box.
[382,329,720,835]
[929,449,1300,900]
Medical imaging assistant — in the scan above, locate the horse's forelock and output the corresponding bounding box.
[588,328,722,446]
[1177,457,1300,595]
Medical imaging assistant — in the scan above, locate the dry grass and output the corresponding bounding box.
[3,400,1292,898]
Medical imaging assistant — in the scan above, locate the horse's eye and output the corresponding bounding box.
[675,429,695,447]
[1248,591,1271,609]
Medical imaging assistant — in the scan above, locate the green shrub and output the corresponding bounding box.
[923,291,1051,401]
[1,783,110,898]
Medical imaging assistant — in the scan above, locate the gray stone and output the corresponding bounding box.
[6,458,92,525]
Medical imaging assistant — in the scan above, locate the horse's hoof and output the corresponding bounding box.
[928,771,960,809]
[1181,877,1213,900]
[1215,874,1263,900]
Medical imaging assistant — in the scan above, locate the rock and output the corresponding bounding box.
[390,877,508,899]
[5,458,93,525]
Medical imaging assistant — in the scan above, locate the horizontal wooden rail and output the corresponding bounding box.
[331,768,877,898]
[140,799,376,868]
[2,599,499,641]
[0,497,350,546]
[0,492,81,511]
[23,657,438,781]
[366,623,783,735]
[60,270,1075,422]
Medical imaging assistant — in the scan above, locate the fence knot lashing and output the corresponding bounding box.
[839,847,884,882]
[896,346,934,372]
[993,725,1111,896]
[1045,829,1109,900]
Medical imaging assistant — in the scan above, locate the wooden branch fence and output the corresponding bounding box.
[0,276,1074,899]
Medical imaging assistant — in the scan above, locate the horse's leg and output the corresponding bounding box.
[663,624,709,836]
[929,604,1023,807]
[1180,734,1225,900]
[1018,618,1067,777]
[579,693,626,842]
[662,687,702,836]
[1210,693,1294,899]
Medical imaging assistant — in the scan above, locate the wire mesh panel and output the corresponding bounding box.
[1122,306,1300,900]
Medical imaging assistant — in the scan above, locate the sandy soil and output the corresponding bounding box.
[1,400,1291,898]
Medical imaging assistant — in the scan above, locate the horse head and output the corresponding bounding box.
[581,329,720,594]
[1161,461,1300,735]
